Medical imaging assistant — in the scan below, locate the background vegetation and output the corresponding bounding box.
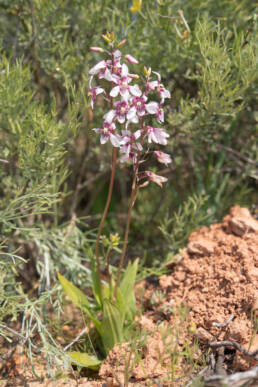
[0,0,257,375]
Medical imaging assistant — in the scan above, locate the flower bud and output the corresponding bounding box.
[117,39,127,49]
[125,54,139,64]
[144,66,151,77]
[90,46,104,53]
[128,73,139,79]
[102,235,109,246]
[101,34,112,43]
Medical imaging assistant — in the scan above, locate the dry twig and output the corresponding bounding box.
[208,341,258,360]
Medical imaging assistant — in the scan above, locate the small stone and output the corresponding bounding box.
[195,327,214,343]
[229,217,258,236]
[187,239,215,256]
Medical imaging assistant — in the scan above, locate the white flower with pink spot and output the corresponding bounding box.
[93,121,120,147]
[110,64,141,102]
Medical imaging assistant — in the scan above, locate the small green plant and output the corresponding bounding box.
[58,32,171,368]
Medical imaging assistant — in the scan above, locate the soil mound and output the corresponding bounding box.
[100,206,258,385]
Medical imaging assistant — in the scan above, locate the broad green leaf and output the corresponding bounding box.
[116,287,126,324]
[100,299,123,354]
[68,352,101,370]
[102,283,111,300]
[58,273,101,331]
[119,259,138,320]
[90,254,103,308]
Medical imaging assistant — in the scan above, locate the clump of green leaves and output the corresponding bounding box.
[58,257,138,368]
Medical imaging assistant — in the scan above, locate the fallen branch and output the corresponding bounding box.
[212,314,234,328]
[208,340,258,360]
[204,365,258,387]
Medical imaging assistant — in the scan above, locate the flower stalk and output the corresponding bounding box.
[89,33,171,298]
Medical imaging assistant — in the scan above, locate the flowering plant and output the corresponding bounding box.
[58,32,171,369]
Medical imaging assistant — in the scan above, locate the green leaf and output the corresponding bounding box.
[119,259,138,320]
[90,253,103,308]
[115,287,126,324]
[68,352,101,370]
[58,273,101,331]
[100,298,124,354]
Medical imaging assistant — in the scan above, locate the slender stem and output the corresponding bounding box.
[95,147,117,279]
[114,126,144,299]
[114,172,138,299]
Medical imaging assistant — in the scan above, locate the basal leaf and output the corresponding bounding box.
[119,259,138,320]
[90,254,103,308]
[58,273,101,331]
[68,351,101,370]
[100,298,123,354]
[116,287,126,324]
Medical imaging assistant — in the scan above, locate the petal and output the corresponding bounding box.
[134,130,141,139]
[127,107,137,120]
[148,80,158,90]
[110,86,120,97]
[89,60,106,75]
[104,68,114,82]
[121,90,130,102]
[104,110,116,123]
[96,87,105,95]
[153,71,161,81]
[121,63,129,77]
[110,134,121,147]
[146,102,158,114]
[113,50,122,60]
[117,115,125,124]
[130,84,142,97]
[100,134,108,144]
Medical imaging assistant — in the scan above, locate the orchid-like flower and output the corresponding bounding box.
[147,126,169,145]
[120,129,142,162]
[154,151,172,166]
[89,60,114,81]
[93,121,120,147]
[128,95,147,117]
[145,171,168,187]
[114,100,130,124]
[110,64,141,101]
[89,86,105,109]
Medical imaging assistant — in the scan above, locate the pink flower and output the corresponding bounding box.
[120,130,142,163]
[107,50,122,76]
[89,60,113,81]
[147,126,169,145]
[89,86,105,109]
[152,72,171,103]
[154,151,172,166]
[125,54,139,64]
[156,104,164,123]
[128,95,147,118]
[146,72,171,103]
[93,121,120,147]
[145,101,159,115]
[114,100,130,123]
[145,171,168,187]
[110,64,141,101]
